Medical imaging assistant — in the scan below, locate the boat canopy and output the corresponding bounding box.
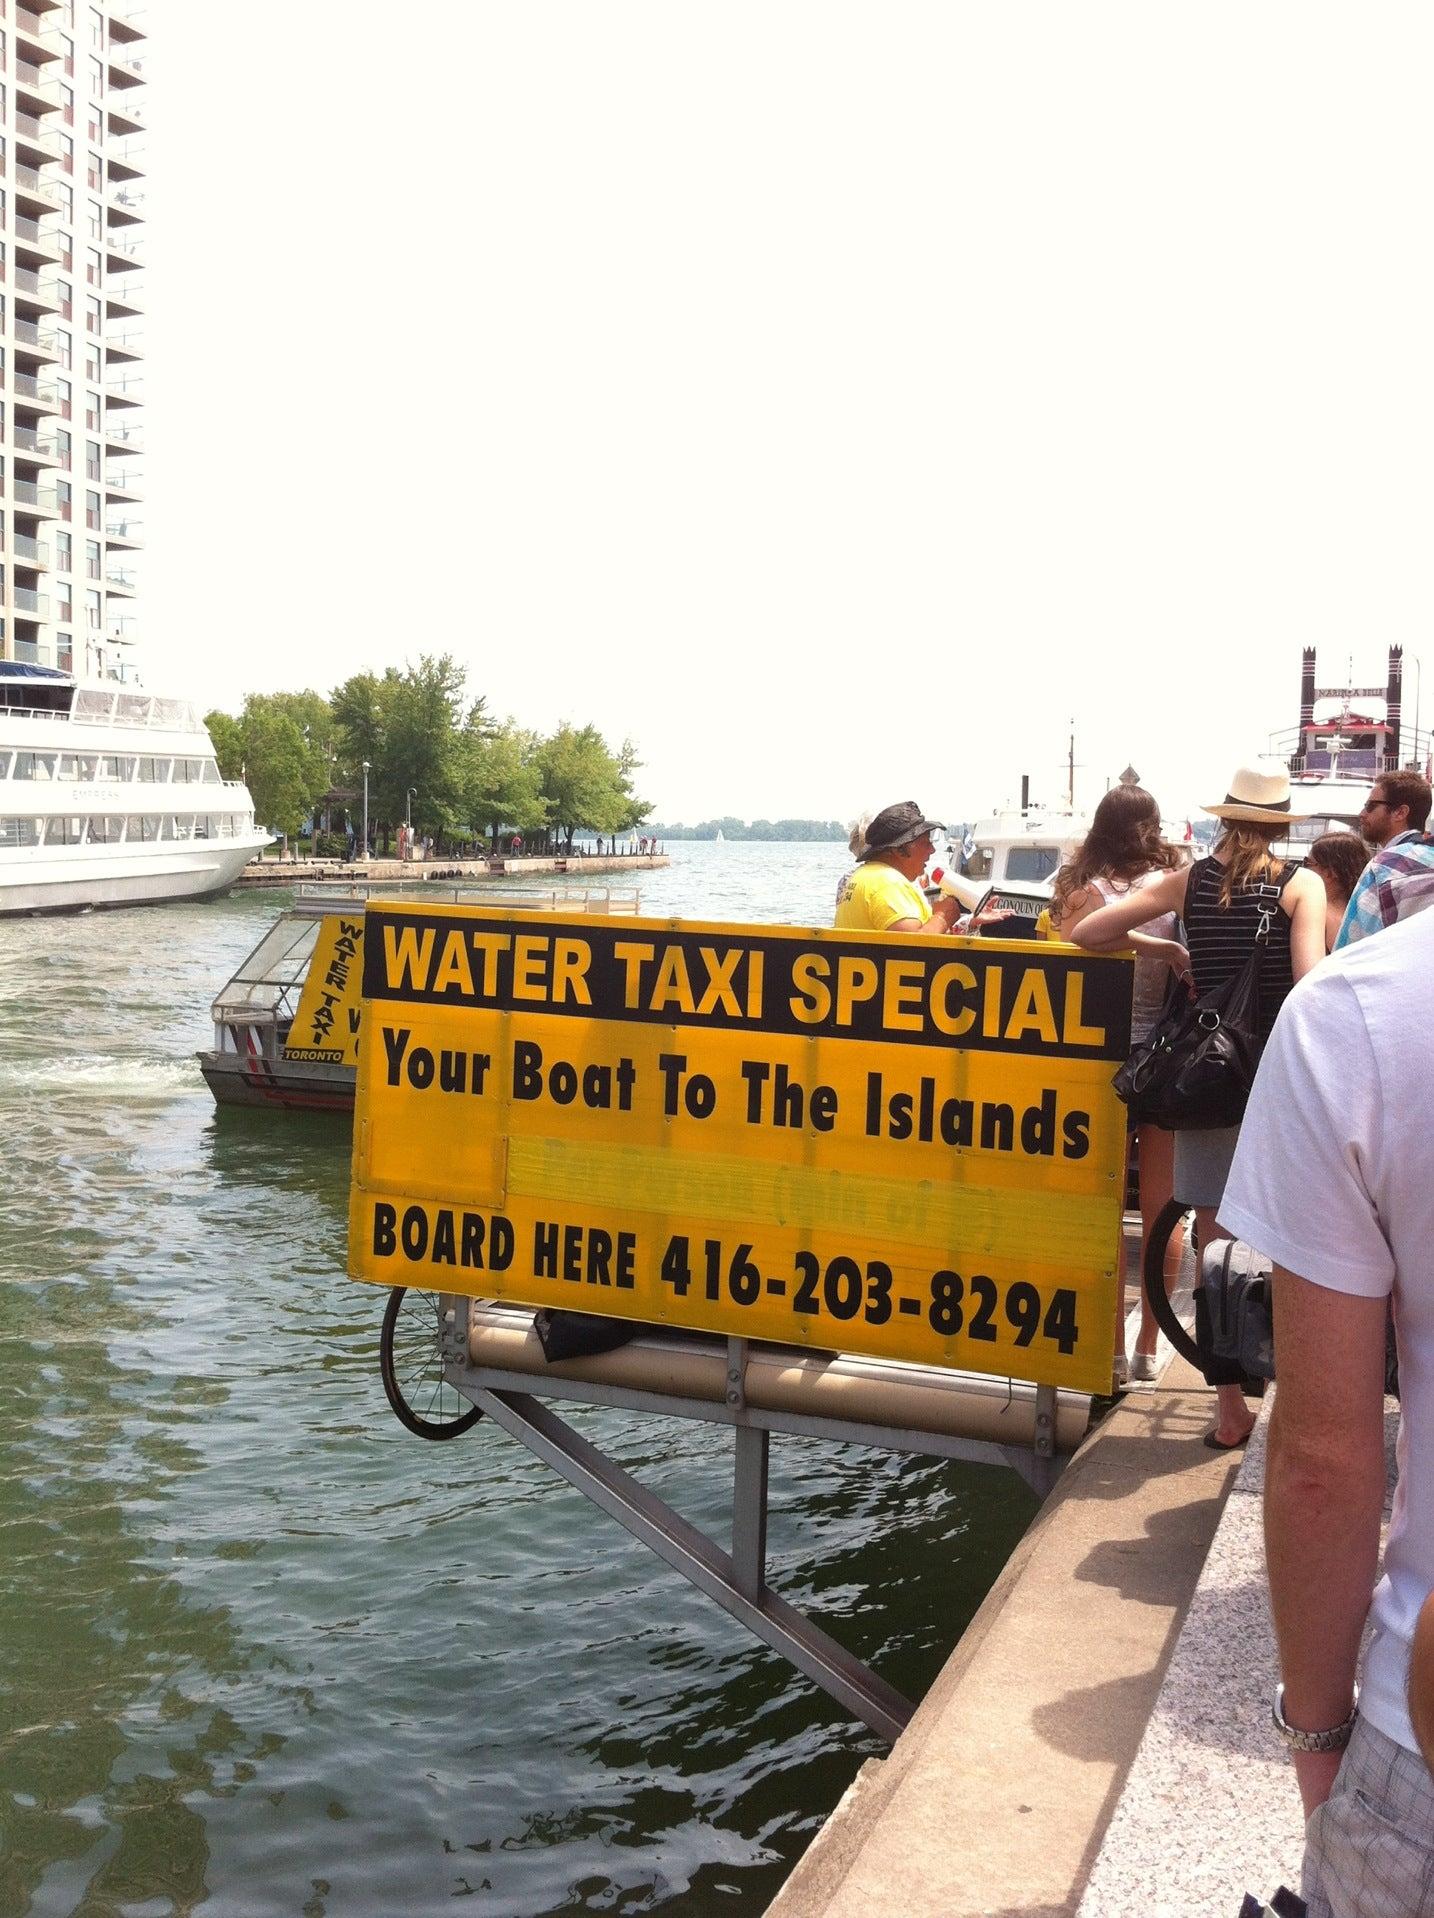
[0,660,71,682]
[212,910,324,1022]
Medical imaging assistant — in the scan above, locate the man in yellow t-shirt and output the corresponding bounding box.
[834,800,960,934]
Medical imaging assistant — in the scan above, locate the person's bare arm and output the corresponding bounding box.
[1283,868,1328,981]
[1063,867,1190,967]
[1263,1268,1388,1813]
[886,895,960,936]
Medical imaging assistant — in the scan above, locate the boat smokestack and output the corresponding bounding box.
[1020,774,1030,815]
[1387,645,1404,769]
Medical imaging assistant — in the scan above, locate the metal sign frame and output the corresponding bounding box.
[437,1295,1067,1741]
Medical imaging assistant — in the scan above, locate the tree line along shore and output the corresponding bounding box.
[205,654,648,857]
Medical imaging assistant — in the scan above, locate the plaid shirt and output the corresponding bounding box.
[1334,829,1434,947]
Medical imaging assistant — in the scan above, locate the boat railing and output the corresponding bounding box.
[0,702,76,723]
[1273,722,1434,777]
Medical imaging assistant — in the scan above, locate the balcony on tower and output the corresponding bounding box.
[105,227,143,273]
[9,532,52,576]
[14,110,60,166]
[105,467,144,505]
[15,212,64,269]
[11,370,59,418]
[105,278,146,321]
[15,6,62,64]
[104,329,145,367]
[107,138,146,187]
[104,419,144,461]
[14,318,61,368]
[14,55,60,118]
[105,373,145,413]
[12,479,62,520]
[108,42,146,90]
[107,93,146,138]
[14,164,61,218]
[13,425,64,468]
[108,8,146,46]
[106,182,146,231]
[12,267,62,318]
[105,514,144,551]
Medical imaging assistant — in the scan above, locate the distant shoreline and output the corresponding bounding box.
[647,820,846,842]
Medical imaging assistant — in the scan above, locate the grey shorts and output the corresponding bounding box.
[1172,1123,1242,1210]
[1304,1716,1434,1916]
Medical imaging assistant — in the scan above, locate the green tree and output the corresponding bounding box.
[538,723,651,851]
[460,717,548,849]
[204,710,244,783]
[384,654,468,845]
[239,703,314,839]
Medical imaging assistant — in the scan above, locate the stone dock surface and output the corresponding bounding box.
[769,1351,1257,1917]
[768,1293,1398,1915]
[233,852,667,888]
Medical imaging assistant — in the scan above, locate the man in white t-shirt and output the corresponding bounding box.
[1220,907,1434,1915]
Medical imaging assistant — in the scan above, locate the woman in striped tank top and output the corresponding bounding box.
[1071,766,1325,1448]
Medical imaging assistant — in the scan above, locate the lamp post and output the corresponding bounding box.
[1413,655,1423,770]
[406,786,417,862]
[361,761,370,863]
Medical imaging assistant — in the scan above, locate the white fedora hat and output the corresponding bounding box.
[1202,764,1307,826]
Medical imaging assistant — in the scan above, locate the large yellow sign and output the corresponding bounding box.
[347,907,1133,1394]
[283,914,365,1065]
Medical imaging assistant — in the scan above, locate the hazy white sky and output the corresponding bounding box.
[138,3,1434,826]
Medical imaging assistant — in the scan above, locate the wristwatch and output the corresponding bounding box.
[1271,1683,1359,1753]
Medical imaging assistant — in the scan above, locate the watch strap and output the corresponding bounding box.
[1271,1683,1359,1753]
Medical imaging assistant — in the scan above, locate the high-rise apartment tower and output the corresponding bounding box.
[1,0,144,678]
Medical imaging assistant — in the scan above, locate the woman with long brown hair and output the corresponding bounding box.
[1049,785,1189,1384]
[1305,830,1369,952]
[1070,766,1326,1447]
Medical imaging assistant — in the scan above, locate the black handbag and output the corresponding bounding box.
[1112,878,1283,1131]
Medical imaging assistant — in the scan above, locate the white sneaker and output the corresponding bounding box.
[1130,1352,1159,1382]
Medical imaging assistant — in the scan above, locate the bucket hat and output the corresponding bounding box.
[1202,765,1308,826]
[862,800,945,857]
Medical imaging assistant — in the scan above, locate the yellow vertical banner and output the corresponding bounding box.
[347,908,1133,1395]
[283,914,366,1065]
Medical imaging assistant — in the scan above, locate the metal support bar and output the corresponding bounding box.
[731,1424,769,1602]
[462,1356,1063,1470]
[1032,1382,1058,1499]
[439,1293,471,1366]
[474,1384,915,1743]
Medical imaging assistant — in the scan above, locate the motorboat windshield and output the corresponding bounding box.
[211,908,325,1024]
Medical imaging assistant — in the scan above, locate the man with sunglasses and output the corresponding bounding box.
[1334,771,1434,949]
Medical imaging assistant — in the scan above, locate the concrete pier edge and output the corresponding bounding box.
[234,852,667,888]
[767,1356,1254,1918]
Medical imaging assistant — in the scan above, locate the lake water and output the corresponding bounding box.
[0,842,1037,1917]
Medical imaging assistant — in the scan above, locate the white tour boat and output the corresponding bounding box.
[941,766,1095,916]
[0,660,269,914]
[1270,645,1430,849]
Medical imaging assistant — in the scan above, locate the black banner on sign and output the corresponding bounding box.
[361,910,1132,1061]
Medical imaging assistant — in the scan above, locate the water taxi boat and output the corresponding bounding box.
[200,885,644,1112]
[0,660,267,913]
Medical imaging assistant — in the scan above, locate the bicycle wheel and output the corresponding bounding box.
[1143,1197,1204,1372]
[379,1286,482,1440]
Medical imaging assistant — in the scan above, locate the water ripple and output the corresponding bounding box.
[0,854,1036,1916]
